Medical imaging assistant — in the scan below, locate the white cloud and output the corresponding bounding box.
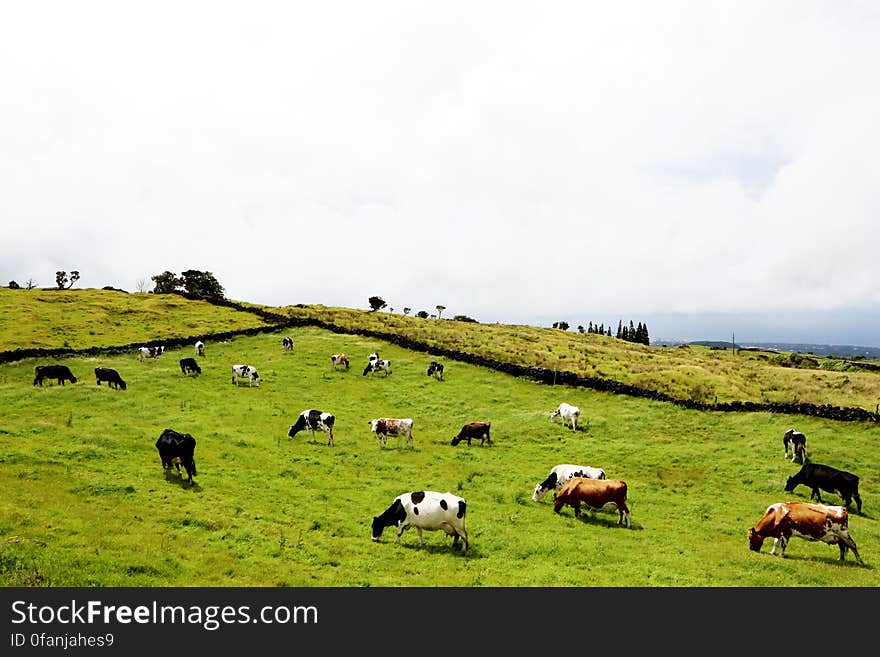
[1,1,878,343]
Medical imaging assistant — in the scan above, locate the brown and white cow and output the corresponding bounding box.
[369,418,414,448]
[748,501,863,565]
[553,476,631,528]
[330,353,350,370]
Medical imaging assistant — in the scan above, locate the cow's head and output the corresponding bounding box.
[747,527,764,552]
[371,516,387,541]
[784,476,797,492]
[451,435,463,446]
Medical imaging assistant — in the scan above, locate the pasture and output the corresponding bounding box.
[1,325,878,587]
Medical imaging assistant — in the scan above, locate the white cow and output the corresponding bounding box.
[195,341,205,357]
[231,364,261,387]
[371,490,468,553]
[550,403,580,431]
[369,418,415,448]
[532,463,607,502]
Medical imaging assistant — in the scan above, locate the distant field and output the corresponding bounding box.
[280,304,880,412]
[0,292,878,587]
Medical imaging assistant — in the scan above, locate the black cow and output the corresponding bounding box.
[155,428,197,487]
[94,367,126,390]
[785,462,862,514]
[427,361,444,381]
[33,365,77,386]
[179,357,202,375]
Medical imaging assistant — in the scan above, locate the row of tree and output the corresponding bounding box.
[551,319,650,345]
[367,296,466,321]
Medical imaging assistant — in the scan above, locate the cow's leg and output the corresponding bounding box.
[835,531,864,565]
[811,487,824,503]
[853,492,862,514]
[573,501,581,517]
[416,527,425,546]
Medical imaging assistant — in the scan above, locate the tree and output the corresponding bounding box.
[453,314,477,323]
[25,278,37,290]
[403,307,411,316]
[368,296,387,312]
[180,270,225,299]
[436,305,446,319]
[416,310,429,319]
[135,278,150,293]
[55,270,80,289]
[151,271,183,294]
[8,280,20,289]
[558,321,569,331]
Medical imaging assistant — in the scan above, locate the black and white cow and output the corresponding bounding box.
[155,428,197,487]
[362,351,392,376]
[282,337,294,352]
[783,428,808,463]
[179,357,202,375]
[33,364,77,386]
[138,346,165,363]
[288,409,336,446]
[231,364,261,387]
[371,490,468,553]
[532,463,607,502]
[427,361,444,381]
[94,367,126,390]
[195,340,205,357]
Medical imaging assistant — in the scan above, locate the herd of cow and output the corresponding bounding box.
[29,335,868,565]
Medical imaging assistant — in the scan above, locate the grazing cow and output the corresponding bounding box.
[785,463,862,514]
[138,346,164,362]
[330,353,350,370]
[94,367,126,390]
[553,477,631,528]
[195,340,205,357]
[370,418,415,448]
[362,352,392,376]
[371,490,468,553]
[748,501,863,565]
[783,428,808,463]
[288,409,336,446]
[282,337,294,352]
[532,463,607,502]
[550,403,580,431]
[155,428,197,487]
[427,361,444,381]
[231,364,261,387]
[179,357,202,375]
[451,421,492,446]
[33,365,77,386]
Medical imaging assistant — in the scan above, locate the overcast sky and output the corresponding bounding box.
[2,1,878,345]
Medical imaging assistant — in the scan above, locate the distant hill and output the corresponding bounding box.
[655,340,880,360]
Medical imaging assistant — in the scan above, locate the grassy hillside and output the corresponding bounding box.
[0,287,272,351]
[0,291,878,587]
[280,304,880,412]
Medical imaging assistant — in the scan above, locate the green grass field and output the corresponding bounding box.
[1,291,878,586]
